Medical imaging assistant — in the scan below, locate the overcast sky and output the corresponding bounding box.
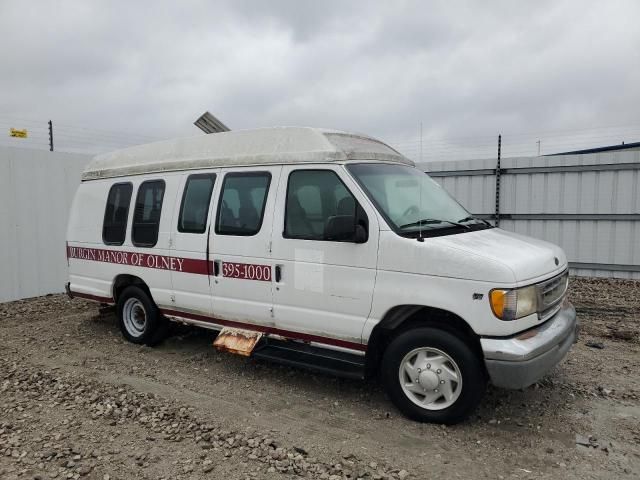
[1,0,639,158]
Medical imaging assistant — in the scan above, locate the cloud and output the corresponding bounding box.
[1,0,639,158]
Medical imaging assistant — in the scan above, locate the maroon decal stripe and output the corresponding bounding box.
[71,291,114,304]
[160,308,367,352]
[67,245,211,275]
[68,291,365,352]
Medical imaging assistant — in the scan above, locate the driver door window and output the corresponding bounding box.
[284,170,364,242]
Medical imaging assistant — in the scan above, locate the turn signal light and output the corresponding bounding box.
[489,285,537,321]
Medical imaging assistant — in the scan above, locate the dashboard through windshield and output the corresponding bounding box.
[347,162,492,238]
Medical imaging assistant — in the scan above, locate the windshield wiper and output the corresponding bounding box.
[458,215,492,227]
[399,218,470,230]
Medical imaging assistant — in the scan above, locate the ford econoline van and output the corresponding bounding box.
[66,127,578,424]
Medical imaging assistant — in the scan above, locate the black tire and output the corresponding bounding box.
[116,286,169,346]
[381,327,486,424]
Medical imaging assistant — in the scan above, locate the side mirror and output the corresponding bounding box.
[354,224,368,244]
[325,215,368,243]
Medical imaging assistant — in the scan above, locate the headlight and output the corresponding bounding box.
[489,285,538,321]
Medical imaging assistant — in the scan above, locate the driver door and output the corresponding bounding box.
[270,165,379,350]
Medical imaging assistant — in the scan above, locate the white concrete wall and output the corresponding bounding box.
[0,146,91,302]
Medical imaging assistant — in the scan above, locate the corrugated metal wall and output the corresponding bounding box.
[0,146,91,302]
[421,150,640,279]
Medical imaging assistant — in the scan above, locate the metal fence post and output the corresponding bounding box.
[48,120,54,152]
[495,134,501,227]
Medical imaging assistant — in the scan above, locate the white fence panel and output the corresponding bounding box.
[0,146,91,302]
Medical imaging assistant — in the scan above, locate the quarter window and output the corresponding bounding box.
[215,172,271,236]
[102,183,132,245]
[178,174,216,233]
[284,170,366,241]
[132,180,165,247]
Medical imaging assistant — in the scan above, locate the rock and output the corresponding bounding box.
[575,434,591,447]
[294,446,308,456]
[576,444,592,455]
[597,386,613,396]
[611,329,635,341]
[77,465,92,476]
[585,341,604,349]
[398,470,410,479]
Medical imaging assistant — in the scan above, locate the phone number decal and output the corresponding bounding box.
[222,262,272,282]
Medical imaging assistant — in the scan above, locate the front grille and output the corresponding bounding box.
[536,271,568,321]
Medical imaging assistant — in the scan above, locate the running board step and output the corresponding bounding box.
[252,338,366,380]
[213,327,262,356]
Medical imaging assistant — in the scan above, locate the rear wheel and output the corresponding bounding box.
[117,286,168,346]
[381,327,486,424]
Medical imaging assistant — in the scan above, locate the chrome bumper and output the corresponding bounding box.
[481,302,578,389]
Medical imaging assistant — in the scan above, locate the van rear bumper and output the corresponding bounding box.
[480,302,578,389]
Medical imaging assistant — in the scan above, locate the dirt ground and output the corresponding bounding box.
[1,277,639,480]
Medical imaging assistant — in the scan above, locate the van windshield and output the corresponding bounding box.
[347,163,492,238]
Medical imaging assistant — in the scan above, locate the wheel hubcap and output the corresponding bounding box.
[418,370,440,390]
[399,347,462,411]
[123,298,147,337]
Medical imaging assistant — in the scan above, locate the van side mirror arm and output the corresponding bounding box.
[354,224,368,243]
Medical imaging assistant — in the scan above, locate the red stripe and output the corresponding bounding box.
[160,308,367,352]
[71,291,114,304]
[68,290,366,352]
[67,245,211,275]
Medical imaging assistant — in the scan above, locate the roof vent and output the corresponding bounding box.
[194,111,230,134]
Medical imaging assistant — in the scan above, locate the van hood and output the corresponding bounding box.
[434,228,567,284]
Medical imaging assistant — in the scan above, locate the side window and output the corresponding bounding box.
[284,170,366,241]
[178,173,216,233]
[215,172,271,236]
[103,183,133,245]
[132,180,165,247]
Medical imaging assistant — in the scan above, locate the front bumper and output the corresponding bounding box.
[480,301,578,389]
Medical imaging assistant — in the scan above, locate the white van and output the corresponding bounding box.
[66,127,578,424]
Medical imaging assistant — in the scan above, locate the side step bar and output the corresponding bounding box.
[252,338,366,380]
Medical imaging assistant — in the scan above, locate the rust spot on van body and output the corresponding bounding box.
[213,327,263,356]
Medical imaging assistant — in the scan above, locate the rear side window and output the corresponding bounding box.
[132,180,165,247]
[215,172,271,236]
[102,183,133,245]
[178,173,216,233]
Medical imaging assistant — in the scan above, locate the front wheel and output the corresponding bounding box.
[381,327,486,424]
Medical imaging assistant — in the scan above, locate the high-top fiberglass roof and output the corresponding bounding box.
[82,127,412,181]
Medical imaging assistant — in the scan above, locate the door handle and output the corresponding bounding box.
[275,265,282,283]
[213,260,221,277]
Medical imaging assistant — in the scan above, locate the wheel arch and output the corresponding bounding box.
[111,274,153,304]
[365,305,484,377]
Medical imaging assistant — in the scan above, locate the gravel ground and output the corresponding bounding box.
[1,277,639,480]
